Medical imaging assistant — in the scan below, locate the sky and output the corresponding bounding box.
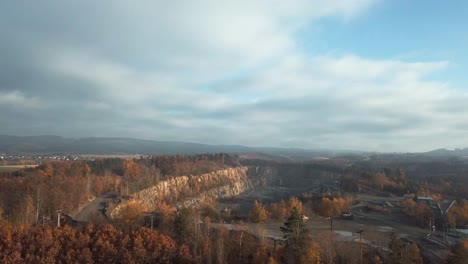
[1,0,468,152]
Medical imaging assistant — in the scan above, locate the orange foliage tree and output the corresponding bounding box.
[0,224,194,264]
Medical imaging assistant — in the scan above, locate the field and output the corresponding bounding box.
[0,164,38,172]
[80,154,143,159]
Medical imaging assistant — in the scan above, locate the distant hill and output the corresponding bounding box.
[0,135,246,155]
[0,135,358,159]
[3,135,467,160]
[422,148,468,157]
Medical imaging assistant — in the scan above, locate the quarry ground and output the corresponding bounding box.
[218,186,453,264]
[75,179,455,263]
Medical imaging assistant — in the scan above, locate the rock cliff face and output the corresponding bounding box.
[247,166,279,186]
[111,167,259,217]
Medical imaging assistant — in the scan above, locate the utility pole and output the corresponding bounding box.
[145,213,154,231]
[439,200,456,244]
[86,172,91,199]
[56,209,63,227]
[150,214,153,231]
[444,221,448,244]
[239,231,244,263]
[405,242,409,264]
[35,188,41,225]
[356,229,364,264]
[273,238,277,256]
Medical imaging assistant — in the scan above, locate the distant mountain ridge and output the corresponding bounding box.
[423,147,468,157]
[0,135,356,158]
[0,135,246,155]
[2,135,467,159]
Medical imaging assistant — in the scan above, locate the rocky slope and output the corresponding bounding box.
[111,167,268,217]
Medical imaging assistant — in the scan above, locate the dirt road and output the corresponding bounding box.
[74,192,117,222]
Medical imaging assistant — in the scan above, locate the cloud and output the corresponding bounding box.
[2,0,468,152]
[191,53,463,151]
[0,90,42,108]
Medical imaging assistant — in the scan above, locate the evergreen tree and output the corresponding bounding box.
[281,207,305,246]
[388,232,405,264]
[387,233,422,264]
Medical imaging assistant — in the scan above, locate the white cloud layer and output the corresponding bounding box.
[0,90,41,108]
[1,0,467,152]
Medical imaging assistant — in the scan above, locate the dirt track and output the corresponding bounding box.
[74,192,117,222]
